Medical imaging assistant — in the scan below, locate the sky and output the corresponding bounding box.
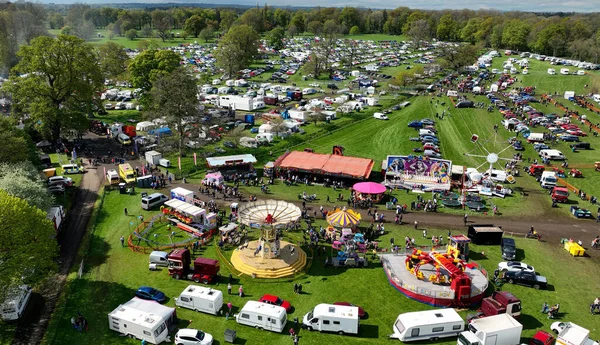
[37,0,600,12]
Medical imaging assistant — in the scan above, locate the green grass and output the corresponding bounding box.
[42,189,600,345]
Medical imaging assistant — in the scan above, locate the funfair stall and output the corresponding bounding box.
[352,182,387,202]
[383,155,452,192]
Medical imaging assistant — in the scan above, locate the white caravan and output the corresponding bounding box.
[235,301,287,333]
[390,308,465,342]
[302,303,359,335]
[108,297,175,344]
[1,285,32,321]
[175,285,223,315]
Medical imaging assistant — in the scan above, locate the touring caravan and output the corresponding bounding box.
[235,301,287,333]
[108,297,176,344]
[560,68,570,75]
[526,133,545,143]
[1,285,32,321]
[390,308,465,342]
[175,285,223,315]
[302,303,359,335]
[548,68,556,75]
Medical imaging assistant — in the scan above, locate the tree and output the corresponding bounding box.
[267,27,285,50]
[307,21,323,35]
[140,25,153,38]
[183,15,206,38]
[289,12,306,34]
[502,20,530,52]
[534,24,567,56]
[219,10,237,32]
[0,162,54,211]
[125,29,138,40]
[151,10,173,42]
[408,19,431,48]
[439,44,480,71]
[128,49,181,91]
[3,35,103,140]
[0,189,58,299]
[98,42,130,80]
[349,26,360,35]
[199,26,214,43]
[147,68,199,157]
[215,24,259,77]
[436,14,458,41]
[340,7,361,34]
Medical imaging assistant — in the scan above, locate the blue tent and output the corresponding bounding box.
[148,127,172,136]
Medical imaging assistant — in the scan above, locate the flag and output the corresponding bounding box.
[178,156,181,170]
[103,166,106,181]
[193,152,197,166]
[133,139,138,154]
[71,148,77,161]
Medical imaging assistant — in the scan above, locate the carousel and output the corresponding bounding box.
[352,182,387,203]
[230,200,308,278]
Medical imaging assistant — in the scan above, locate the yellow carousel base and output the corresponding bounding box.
[230,240,307,278]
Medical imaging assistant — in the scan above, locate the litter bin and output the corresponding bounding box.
[119,183,126,194]
[224,329,236,343]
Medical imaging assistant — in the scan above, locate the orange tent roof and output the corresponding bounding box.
[275,151,374,179]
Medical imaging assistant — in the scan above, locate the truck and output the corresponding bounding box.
[551,322,599,345]
[457,314,522,345]
[286,90,302,101]
[303,303,359,335]
[46,205,66,234]
[167,248,219,284]
[540,171,558,189]
[118,163,136,184]
[551,186,569,203]
[468,291,522,321]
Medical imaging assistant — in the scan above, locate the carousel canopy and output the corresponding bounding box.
[327,208,361,228]
[237,200,301,228]
[353,182,386,195]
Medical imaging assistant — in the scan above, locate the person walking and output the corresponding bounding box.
[293,334,299,345]
[414,220,418,230]
[464,214,468,226]
[422,229,427,238]
[238,285,244,297]
[124,208,128,216]
[227,302,233,314]
[227,283,232,295]
[120,236,125,247]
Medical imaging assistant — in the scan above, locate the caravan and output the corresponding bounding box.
[1,285,32,321]
[175,285,223,315]
[302,303,359,335]
[235,301,287,333]
[108,298,176,344]
[390,308,465,342]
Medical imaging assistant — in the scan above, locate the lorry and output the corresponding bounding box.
[46,205,66,234]
[175,285,223,315]
[457,314,522,345]
[235,301,287,333]
[118,163,136,184]
[468,291,521,321]
[540,171,558,189]
[551,186,569,203]
[303,303,359,335]
[390,308,465,342]
[550,322,599,345]
[145,150,162,166]
[167,248,220,284]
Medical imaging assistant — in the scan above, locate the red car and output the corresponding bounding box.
[333,302,366,318]
[259,294,292,312]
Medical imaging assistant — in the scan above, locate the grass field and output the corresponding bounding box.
[38,188,600,345]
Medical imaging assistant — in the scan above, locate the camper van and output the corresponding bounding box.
[1,285,32,321]
[548,68,556,75]
[141,193,168,210]
[175,285,223,315]
[302,303,359,335]
[235,301,287,333]
[149,251,169,267]
[108,298,175,344]
[390,308,465,342]
[373,112,389,120]
[106,169,120,185]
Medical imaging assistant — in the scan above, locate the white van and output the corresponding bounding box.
[303,303,359,335]
[149,251,169,267]
[106,169,120,185]
[61,163,84,174]
[235,301,287,333]
[373,112,389,120]
[175,285,223,315]
[577,70,585,76]
[548,68,556,75]
[592,94,600,103]
[1,285,32,321]
[390,308,465,342]
[141,193,168,210]
[483,169,507,183]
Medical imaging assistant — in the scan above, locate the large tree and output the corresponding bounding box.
[183,15,206,38]
[151,9,173,42]
[3,35,103,140]
[128,49,181,91]
[267,27,285,50]
[98,42,130,80]
[0,189,58,298]
[147,68,199,157]
[215,24,259,77]
[439,43,480,72]
[0,162,54,211]
[408,19,431,48]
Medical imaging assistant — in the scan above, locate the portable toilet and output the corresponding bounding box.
[244,114,255,126]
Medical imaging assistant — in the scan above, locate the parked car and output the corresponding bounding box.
[502,270,548,289]
[501,238,517,260]
[420,118,436,125]
[174,328,214,345]
[223,141,237,148]
[333,302,366,318]
[497,261,535,273]
[512,141,524,151]
[534,143,550,152]
[259,294,292,312]
[559,134,580,142]
[408,121,424,128]
[214,147,226,154]
[135,286,166,303]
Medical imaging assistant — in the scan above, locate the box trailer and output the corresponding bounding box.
[553,322,599,345]
[108,297,176,344]
[468,224,504,245]
[235,301,287,333]
[457,314,522,345]
[175,285,223,315]
[145,150,162,165]
[170,187,194,203]
[303,303,359,335]
[527,133,545,143]
[390,308,465,342]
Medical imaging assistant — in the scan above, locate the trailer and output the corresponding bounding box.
[458,314,522,345]
[175,285,223,315]
[390,308,465,342]
[108,297,176,344]
[235,301,287,333]
[468,224,504,245]
[303,303,359,335]
[46,205,66,234]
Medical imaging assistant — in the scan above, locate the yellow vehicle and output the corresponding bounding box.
[118,163,136,184]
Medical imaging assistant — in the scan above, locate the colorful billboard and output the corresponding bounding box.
[385,155,452,184]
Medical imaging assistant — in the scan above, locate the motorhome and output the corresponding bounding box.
[1,285,32,321]
[108,297,176,344]
[302,303,359,335]
[390,308,465,342]
[548,68,556,75]
[235,301,287,333]
[175,285,223,315]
